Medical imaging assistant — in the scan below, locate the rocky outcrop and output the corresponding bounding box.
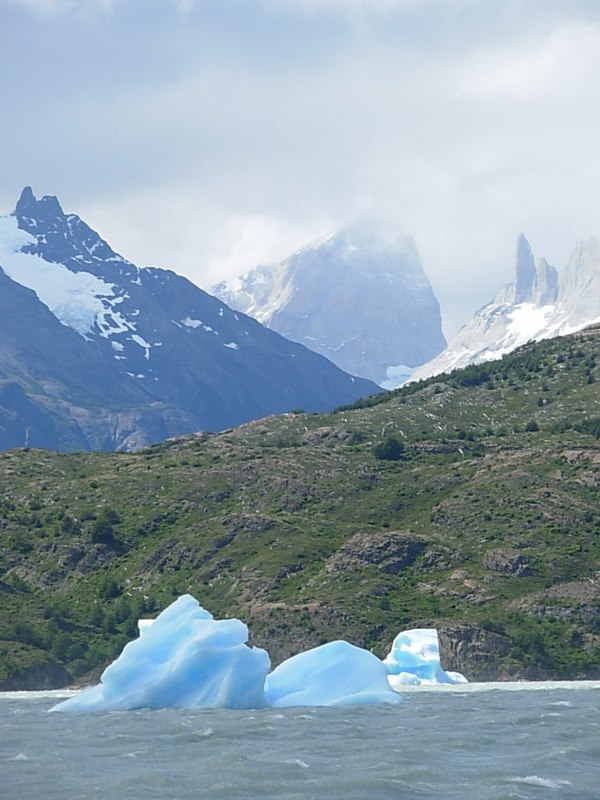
[438,624,512,680]
[483,550,533,577]
[0,659,71,691]
[325,531,426,575]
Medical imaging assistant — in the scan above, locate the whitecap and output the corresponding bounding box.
[509,775,572,789]
[284,759,309,769]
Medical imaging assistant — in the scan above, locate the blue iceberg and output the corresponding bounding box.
[51,595,271,712]
[383,628,467,687]
[50,595,464,713]
[265,640,402,707]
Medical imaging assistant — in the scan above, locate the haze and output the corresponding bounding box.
[1,0,599,337]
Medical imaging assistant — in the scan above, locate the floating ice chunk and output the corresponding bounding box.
[384,628,467,686]
[50,595,271,712]
[50,596,465,713]
[265,640,402,707]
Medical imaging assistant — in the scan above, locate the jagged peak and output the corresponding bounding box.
[13,186,64,219]
[514,233,536,303]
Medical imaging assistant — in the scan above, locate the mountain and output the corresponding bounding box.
[2,328,600,689]
[212,221,446,388]
[412,234,600,381]
[0,188,379,451]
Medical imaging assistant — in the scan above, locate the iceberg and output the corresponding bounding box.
[265,640,402,707]
[50,595,271,712]
[50,596,464,713]
[383,628,467,687]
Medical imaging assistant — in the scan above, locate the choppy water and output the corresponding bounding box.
[1,682,599,800]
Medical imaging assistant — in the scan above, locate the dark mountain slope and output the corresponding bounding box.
[0,190,379,450]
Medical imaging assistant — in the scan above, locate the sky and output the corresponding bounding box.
[1,0,600,339]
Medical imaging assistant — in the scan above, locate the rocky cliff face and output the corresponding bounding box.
[0,189,379,451]
[213,221,446,388]
[412,234,600,382]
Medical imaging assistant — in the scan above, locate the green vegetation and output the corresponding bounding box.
[1,328,600,688]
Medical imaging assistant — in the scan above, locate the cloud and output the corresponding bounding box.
[1,0,115,14]
[1,0,600,339]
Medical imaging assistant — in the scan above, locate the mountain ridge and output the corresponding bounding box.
[0,189,379,451]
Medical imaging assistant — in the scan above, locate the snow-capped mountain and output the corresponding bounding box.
[212,221,446,388]
[411,234,600,382]
[0,188,379,451]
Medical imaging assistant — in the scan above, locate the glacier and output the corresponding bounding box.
[50,595,464,713]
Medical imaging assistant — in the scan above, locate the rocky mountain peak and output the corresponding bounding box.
[412,233,600,382]
[0,188,379,451]
[534,258,558,305]
[14,186,64,223]
[514,233,536,302]
[213,221,446,387]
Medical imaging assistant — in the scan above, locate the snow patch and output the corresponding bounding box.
[130,334,151,360]
[380,364,413,390]
[0,215,134,340]
[181,317,202,329]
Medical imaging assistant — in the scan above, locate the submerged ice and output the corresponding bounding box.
[51,594,465,713]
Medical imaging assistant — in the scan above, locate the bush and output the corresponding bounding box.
[374,435,405,461]
[91,519,115,545]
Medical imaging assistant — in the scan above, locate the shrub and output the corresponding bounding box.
[374,435,405,461]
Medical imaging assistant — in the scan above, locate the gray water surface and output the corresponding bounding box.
[2,682,599,800]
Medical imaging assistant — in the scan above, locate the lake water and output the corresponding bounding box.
[2,682,599,800]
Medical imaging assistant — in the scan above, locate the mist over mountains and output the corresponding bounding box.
[213,221,446,388]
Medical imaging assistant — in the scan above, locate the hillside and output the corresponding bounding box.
[1,328,600,688]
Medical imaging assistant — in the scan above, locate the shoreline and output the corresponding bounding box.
[2,679,600,702]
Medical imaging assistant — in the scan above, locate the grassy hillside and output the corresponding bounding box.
[1,328,600,688]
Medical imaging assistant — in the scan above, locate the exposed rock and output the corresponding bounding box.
[511,578,600,626]
[483,550,533,577]
[0,659,71,691]
[326,531,426,575]
[438,624,511,680]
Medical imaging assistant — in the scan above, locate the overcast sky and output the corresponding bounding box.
[1,0,599,338]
